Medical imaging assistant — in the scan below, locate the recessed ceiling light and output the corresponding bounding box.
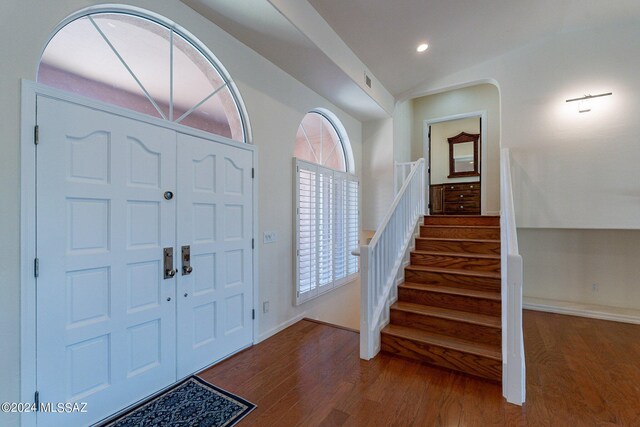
[417,43,429,53]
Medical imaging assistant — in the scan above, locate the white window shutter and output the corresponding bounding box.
[295,160,318,304]
[347,175,359,276]
[294,159,359,305]
[333,171,348,287]
[317,166,334,294]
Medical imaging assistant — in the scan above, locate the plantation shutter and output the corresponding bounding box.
[295,159,359,305]
[346,175,359,276]
[333,171,348,287]
[295,162,318,302]
[316,166,334,294]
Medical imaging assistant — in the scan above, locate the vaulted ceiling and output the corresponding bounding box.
[183,0,640,120]
[308,0,640,96]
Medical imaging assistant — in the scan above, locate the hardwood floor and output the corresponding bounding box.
[199,311,640,426]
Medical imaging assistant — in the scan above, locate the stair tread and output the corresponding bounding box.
[426,215,499,218]
[391,301,501,328]
[422,225,500,229]
[412,250,500,260]
[382,324,501,360]
[405,265,501,279]
[400,282,501,300]
[416,237,500,243]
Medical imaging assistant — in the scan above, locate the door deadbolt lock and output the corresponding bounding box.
[163,191,174,200]
[181,245,193,275]
[163,247,176,279]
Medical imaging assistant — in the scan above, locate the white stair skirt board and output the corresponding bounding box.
[34,94,254,427]
[523,297,640,325]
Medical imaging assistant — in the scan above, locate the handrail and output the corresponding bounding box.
[394,161,414,194]
[500,148,526,405]
[369,160,423,248]
[360,158,425,360]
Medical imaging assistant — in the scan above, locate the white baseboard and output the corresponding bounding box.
[523,297,640,325]
[256,313,307,344]
[487,210,500,216]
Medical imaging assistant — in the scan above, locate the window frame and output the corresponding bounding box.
[294,158,359,305]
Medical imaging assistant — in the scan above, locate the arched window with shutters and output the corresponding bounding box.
[293,109,359,305]
[37,7,249,142]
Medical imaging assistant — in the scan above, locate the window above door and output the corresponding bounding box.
[38,8,248,142]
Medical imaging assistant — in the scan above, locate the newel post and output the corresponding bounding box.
[359,244,373,360]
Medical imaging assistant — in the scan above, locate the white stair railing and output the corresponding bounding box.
[360,158,425,360]
[394,161,415,194]
[500,148,526,405]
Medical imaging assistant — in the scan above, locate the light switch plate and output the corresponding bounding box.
[263,231,277,243]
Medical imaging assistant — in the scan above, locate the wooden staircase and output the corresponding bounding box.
[380,215,502,381]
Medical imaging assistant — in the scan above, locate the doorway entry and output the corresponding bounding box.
[33,93,255,426]
[424,112,487,215]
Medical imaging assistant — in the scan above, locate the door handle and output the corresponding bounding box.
[182,245,193,275]
[164,247,176,279]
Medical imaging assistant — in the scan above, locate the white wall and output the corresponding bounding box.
[402,23,640,317]
[519,229,640,314]
[0,1,364,422]
[359,100,413,232]
[393,100,413,163]
[362,118,394,230]
[411,84,500,213]
[429,117,481,185]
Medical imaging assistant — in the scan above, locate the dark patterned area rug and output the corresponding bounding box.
[100,376,256,427]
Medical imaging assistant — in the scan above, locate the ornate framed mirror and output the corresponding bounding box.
[448,132,480,178]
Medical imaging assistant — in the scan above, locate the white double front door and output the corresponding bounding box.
[35,96,254,426]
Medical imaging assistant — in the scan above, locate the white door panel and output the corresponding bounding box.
[36,96,253,426]
[36,97,177,427]
[176,133,253,378]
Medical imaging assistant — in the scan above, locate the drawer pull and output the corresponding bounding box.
[460,194,464,198]
[460,205,464,209]
[470,185,474,189]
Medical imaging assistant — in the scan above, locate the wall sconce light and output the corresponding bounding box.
[566,92,612,113]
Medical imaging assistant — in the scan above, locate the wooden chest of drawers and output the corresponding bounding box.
[430,182,480,215]
[444,182,480,214]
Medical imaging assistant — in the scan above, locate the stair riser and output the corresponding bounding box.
[381,334,502,381]
[390,310,501,346]
[415,239,501,255]
[423,216,500,226]
[404,269,500,292]
[410,253,501,273]
[421,226,500,240]
[398,287,501,316]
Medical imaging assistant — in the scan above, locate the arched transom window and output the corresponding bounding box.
[294,110,348,172]
[38,9,247,142]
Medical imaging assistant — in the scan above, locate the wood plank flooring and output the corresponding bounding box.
[199,311,640,426]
